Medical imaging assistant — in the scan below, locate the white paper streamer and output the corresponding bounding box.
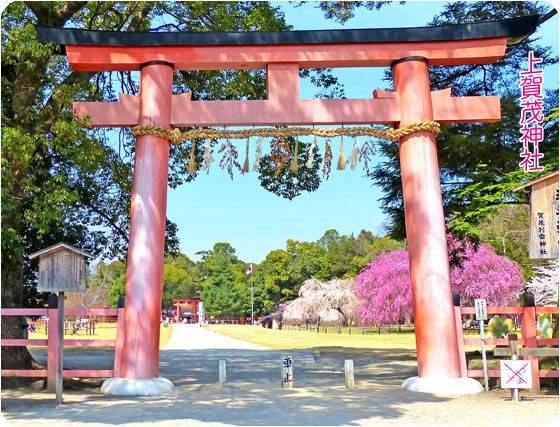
[201,138,215,174]
[252,136,263,171]
[305,135,317,168]
[347,137,360,170]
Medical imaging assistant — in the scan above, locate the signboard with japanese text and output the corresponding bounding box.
[281,353,294,388]
[29,243,92,293]
[529,174,559,259]
[37,249,87,292]
[500,360,532,389]
[474,299,487,321]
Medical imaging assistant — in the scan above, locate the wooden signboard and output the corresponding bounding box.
[528,174,559,259]
[29,242,93,404]
[29,243,93,292]
[512,171,559,260]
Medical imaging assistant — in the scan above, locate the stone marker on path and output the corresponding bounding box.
[219,360,226,388]
[345,359,355,389]
[281,353,294,388]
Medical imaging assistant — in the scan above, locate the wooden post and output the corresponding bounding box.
[345,359,355,389]
[521,302,540,392]
[508,334,520,402]
[454,300,468,377]
[113,299,125,378]
[219,360,226,388]
[47,295,58,393]
[56,292,64,404]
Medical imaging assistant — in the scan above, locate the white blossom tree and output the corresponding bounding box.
[525,260,559,306]
[283,278,357,325]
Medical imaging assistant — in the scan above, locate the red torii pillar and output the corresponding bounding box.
[120,62,173,380]
[36,15,537,395]
[393,57,461,382]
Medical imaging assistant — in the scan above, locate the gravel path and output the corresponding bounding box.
[164,324,267,350]
[2,325,558,426]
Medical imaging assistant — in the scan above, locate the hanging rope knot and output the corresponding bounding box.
[130,121,440,144]
[169,128,182,145]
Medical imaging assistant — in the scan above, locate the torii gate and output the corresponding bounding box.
[37,14,538,396]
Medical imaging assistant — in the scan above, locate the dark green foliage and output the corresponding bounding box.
[313,1,402,24]
[199,243,249,317]
[258,137,323,200]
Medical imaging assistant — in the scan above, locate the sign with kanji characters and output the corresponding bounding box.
[500,360,532,389]
[474,299,487,321]
[29,243,93,292]
[281,353,294,388]
[528,174,559,259]
[518,51,545,173]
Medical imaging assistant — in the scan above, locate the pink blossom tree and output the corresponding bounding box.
[354,238,524,325]
[353,251,412,325]
[449,241,524,307]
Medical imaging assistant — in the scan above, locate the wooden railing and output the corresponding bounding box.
[1,307,124,389]
[209,317,255,324]
[282,324,415,334]
[454,305,559,392]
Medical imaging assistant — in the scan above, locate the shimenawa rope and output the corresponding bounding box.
[131,121,440,145]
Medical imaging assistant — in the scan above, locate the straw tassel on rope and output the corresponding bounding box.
[188,141,197,173]
[337,135,346,170]
[242,137,250,173]
[289,137,299,172]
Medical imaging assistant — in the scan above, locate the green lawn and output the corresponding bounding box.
[29,322,173,349]
[204,324,417,350]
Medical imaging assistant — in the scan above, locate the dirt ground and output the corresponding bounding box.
[1,325,558,426]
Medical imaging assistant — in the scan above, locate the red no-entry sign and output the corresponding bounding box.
[500,360,532,389]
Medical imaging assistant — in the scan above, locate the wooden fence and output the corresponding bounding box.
[454,305,559,392]
[1,307,124,388]
[209,317,257,324]
[282,324,415,334]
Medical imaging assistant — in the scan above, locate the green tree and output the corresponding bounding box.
[252,249,294,314]
[200,243,249,317]
[314,1,399,24]
[162,253,205,305]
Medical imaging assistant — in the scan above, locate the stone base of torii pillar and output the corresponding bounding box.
[101,377,174,396]
[402,376,483,395]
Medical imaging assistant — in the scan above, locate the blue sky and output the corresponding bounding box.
[164,1,559,265]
